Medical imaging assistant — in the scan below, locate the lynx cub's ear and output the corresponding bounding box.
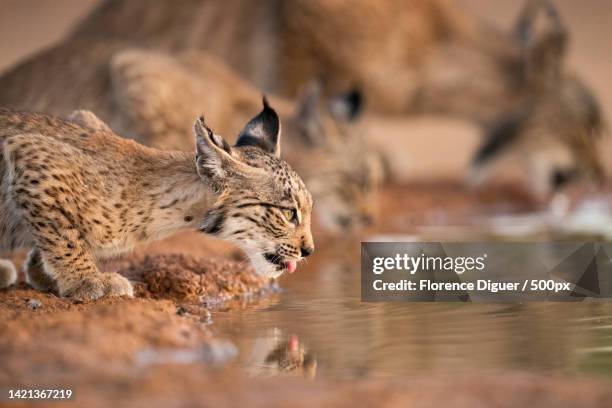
[294,81,364,146]
[295,81,324,146]
[328,88,363,122]
[513,0,567,88]
[68,110,112,132]
[194,115,236,181]
[235,97,281,158]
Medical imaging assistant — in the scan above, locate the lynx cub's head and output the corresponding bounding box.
[291,83,385,231]
[196,99,314,278]
[468,76,606,197]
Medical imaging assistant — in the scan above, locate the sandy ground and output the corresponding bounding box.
[0,252,271,390]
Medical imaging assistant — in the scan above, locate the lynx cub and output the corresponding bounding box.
[0,101,314,300]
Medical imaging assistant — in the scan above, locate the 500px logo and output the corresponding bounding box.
[371,253,487,275]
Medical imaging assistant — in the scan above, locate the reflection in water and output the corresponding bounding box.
[213,239,612,380]
[241,329,317,379]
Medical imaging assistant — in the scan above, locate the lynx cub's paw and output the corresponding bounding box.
[0,259,17,288]
[102,273,134,298]
[61,273,133,301]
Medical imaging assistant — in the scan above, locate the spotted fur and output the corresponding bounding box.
[0,102,313,299]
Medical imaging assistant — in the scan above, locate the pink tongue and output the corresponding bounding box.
[286,261,297,273]
[288,335,299,351]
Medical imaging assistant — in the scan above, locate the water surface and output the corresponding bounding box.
[213,237,612,380]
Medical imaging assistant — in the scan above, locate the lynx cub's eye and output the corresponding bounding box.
[282,208,299,225]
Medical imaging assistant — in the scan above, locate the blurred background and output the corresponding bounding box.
[1,0,611,184]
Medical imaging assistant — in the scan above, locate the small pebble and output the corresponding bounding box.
[26,299,42,310]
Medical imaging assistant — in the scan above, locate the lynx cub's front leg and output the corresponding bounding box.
[5,132,133,301]
[26,234,132,301]
[24,248,56,293]
[26,240,132,301]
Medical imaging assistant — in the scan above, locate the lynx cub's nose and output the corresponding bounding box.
[301,246,314,258]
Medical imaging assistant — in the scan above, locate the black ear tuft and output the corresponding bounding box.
[329,88,363,121]
[235,97,281,157]
[344,88,363,120]
[262,95,271,110]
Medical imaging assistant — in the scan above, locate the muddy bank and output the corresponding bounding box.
[0,252,272,386]
[119,254,275,307]
[0,287,213,384]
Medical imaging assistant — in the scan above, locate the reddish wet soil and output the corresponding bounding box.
[119,254,272,306]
